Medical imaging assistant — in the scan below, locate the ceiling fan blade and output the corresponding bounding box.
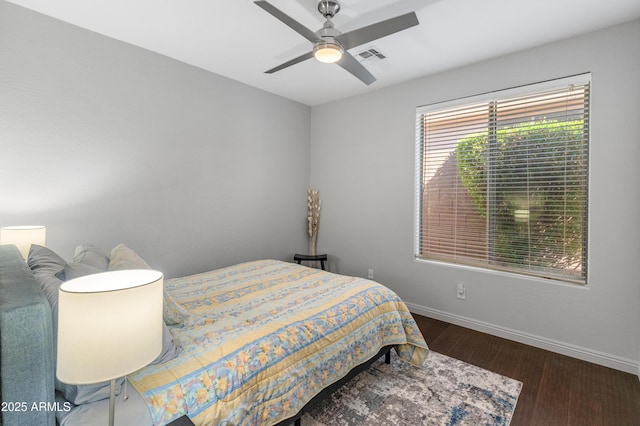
[265,51,315,74]
[338,52,376,85]
[335,12,419,50]
[254,1,322,43]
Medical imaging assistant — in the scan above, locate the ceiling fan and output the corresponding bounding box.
[254,0,419,85]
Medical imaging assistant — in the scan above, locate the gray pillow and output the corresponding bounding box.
[73,244,110,270]
[27,245,67,341]
[56,262,102,281]
[107,244,150,271]
[27,244,67,276]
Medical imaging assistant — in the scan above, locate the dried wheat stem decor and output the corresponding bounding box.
[307,189,321,255]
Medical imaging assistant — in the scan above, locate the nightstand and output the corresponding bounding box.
[166,415,195,426]
[294,253,328,270]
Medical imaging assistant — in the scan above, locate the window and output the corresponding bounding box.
[415,75,590,284]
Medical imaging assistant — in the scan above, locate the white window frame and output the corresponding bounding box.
[414,74,591,285]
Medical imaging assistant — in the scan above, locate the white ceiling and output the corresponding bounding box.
[7,0,640,106]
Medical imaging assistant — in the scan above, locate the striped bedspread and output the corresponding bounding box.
[129,260,429,425]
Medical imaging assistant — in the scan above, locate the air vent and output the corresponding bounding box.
[357,47,387,61]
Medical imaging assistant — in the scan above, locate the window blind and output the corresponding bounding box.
[415,75,590,284]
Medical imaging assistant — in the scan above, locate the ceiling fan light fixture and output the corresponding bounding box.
[255,0,419,85]
[313,42,344,63]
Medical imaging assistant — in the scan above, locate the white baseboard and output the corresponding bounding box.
[406,302,639,376]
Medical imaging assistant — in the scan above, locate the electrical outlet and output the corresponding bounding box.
[368,268,374,279]
[456,283,466,300]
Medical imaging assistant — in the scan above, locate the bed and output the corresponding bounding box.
[0,243,428,426]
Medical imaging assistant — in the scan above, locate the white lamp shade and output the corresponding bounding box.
[0,225,46,259]
[56,269,164,384]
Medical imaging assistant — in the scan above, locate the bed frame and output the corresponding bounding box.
[277,345,392,426]
[0,244,391,426]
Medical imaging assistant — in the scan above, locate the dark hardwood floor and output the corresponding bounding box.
[412,314,640,426]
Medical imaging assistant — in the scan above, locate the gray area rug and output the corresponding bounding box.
[302,351,522,426]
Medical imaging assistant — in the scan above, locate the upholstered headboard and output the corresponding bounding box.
[0,244,55,426]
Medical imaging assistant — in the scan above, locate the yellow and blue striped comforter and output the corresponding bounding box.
[129,260,429,425]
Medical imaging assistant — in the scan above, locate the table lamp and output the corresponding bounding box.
[0,225,46,259]
[57,269,163,426]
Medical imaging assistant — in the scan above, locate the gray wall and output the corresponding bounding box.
[0,2,311,278]
[310,19,640,373]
